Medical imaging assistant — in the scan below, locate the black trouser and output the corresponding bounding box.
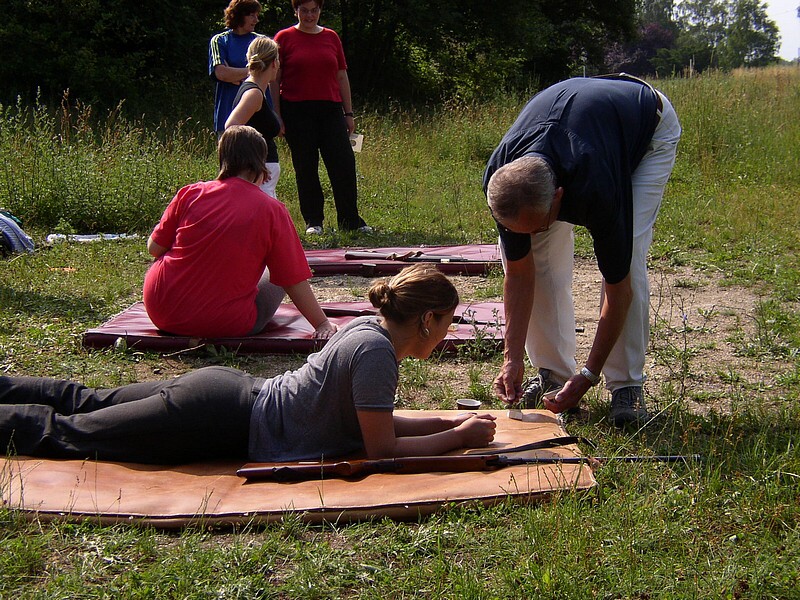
[281,99,366,230]
[0,367,262,464]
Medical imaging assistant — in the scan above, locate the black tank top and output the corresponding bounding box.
[232,81,281,163]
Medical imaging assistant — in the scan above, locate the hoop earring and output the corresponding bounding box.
[422,327,430,338]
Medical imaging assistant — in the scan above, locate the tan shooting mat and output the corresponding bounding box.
[0,410,595,528]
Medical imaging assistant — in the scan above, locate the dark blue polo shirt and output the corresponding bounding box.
[483,76,660,284]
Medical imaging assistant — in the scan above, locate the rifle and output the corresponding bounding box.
[318,304,583,331]
[320,304,501,327]
[343,250,492,264]
[237,454,702,482]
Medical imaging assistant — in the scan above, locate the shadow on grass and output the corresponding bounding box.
[0,285,109,324]
[568,398,800,482]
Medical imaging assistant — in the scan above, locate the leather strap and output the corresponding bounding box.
[470,435,596,456]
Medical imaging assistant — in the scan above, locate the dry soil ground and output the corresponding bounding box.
[304,257,780,417]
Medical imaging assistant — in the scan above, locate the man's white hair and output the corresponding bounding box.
[487,156,555,221]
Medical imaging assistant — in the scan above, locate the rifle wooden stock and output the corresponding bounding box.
[237,455,498,482]
[236,454,701,482]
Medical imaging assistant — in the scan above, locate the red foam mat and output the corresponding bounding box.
[82,301,505,354]
[305,244,500,276]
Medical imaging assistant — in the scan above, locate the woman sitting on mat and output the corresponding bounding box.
[1,265,497,464]
[143,125,335,339]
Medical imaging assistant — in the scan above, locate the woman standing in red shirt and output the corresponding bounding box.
[271,0,370,235]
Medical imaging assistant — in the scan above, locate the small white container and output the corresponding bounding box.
[456,398,481,410]
[349,133,364,152]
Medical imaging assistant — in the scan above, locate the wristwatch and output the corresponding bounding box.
[580,366,601,386]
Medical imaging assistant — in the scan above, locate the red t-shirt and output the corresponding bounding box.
[143,177,312,337]
[275,26,347,102]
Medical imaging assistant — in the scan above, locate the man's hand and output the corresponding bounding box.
[493,358,525,405]
[543,373,591,413]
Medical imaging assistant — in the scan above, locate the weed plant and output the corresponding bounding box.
[1,67,800,598]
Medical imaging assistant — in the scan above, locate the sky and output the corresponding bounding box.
[766,0,800,60]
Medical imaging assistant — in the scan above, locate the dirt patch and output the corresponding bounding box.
[306,258,782,415]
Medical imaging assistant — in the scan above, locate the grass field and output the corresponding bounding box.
[1,67,799,598]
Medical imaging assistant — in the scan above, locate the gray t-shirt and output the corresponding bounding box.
[248,316,397,461]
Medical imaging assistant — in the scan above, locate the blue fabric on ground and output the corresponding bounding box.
[0,212,34,254]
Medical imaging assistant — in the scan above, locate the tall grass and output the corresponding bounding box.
[0,95,215,234]
[653,67,800,300]
[0,93,519,245]
[4,68,798,276]
[350,96,518,244]
[1,66,799,598]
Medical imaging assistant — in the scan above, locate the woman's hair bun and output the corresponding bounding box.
[367,264,459,324]
[368,281,392,310]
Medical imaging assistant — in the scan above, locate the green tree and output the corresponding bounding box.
[0,0,640,117]
[0,0,221,119]
[721,0,779,67]
[305,0,638,101]
[653,0,779,72]
[637,0,677,26]
[604,0,679,75]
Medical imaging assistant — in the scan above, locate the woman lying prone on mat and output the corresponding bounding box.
[0,265,497,464]
[143,125,336,339]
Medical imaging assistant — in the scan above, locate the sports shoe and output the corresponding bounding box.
[305,225,323,235]
[609,386,648,426]
[356,225,374,234]
[521,368,563,409]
